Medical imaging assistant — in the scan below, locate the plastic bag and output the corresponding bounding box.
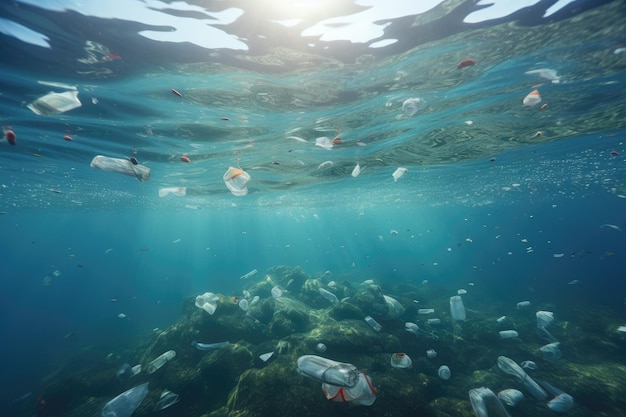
[223,167,250,196]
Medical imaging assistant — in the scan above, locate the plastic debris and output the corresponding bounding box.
[297,355,359,387]
[392,167,407,182]
[315,137,333,150]
[319,288,339,304]
[364,315,382,331]
[426,349,437,359]
[516,300,531,309]
[195,292,219,315]
[154,390,179,411]
[499,330,519,339]
[523,89,541,106]
[239,298,249,311]
[191,340,229,351]
[351,163,361,177]
[271,286,283,298]
[27,90,82,115]
[539,342,562,362]
[390,353,412,369]
[449,296,466,321]
[4,128,16,145]
[323,372,377,406]
[497,356,547,400]
[427,318,441,325]
[259,351,274,362]
[316,343,327,353]
[91,155,150,181]
[402,98,425,116]
[438,365,451,380]
[457,58,476,69]
[525,68,560,84]
[223,166,251,196]
[548,393,574,413]
[418,308,435,315]
[147,350,176,374]
[101,383,149,417]
[240,269,258,280]
[469,387,511,417]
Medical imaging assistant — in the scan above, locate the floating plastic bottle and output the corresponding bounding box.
[101,382,149,417]
[364,316,382,332]
[438,365,451,380]
[146,350,176,374]
[516,300,531,309]
[536,311,554,329]
[239,269,258,280]
[271,286,283,298]
[450,295,466,321]
[249,295,260,306]
[27,90,82,116]
[223,166,251,196]
[195,292,219,315]
[383,295,405,319]
[239,299,249,311]
[316,343,327,353]
[401,97,425,116]
[351,163,361,177]
[158,187,186,197]
[426,349,437,359]
[496,356,547,400]
[153,390,179,411]
[497,389,524,407]
[319,288,339,304]
[418,308,435,315]
[390,353,412,369]
[297,355,359,388]
[91,155,151,181]
[520,360,536,370]
[469,387,511,417]
[499,330,519,339]
[323,372,377,406]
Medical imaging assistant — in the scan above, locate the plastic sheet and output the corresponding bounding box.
[323,372,377,406]
[91,155,150,181]
[297,355,359,388]
[223,167,251,196]
[101,382,149,417]
[27,90,82,116]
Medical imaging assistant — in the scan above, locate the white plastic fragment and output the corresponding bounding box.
[315,137,333,150]
[158,187,186,197]
[392,167,407,182]
[91,155,151,181]
[223,167,250,196]
[523,90,541,106]
[351,163,361,177]
[27,90,82,115]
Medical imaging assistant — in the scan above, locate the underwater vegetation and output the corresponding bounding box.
[19,265,626,417]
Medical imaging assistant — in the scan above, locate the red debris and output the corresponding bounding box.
[457,58,476,69]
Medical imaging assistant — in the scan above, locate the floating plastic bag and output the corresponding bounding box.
[402,98,425,116]
[195,292,219,314]
[101,382,149,417]
[523,90,541,106]
[450,295,466,321]
[27,90,82,116]
[223,167,250,196]
[158,187,186,197]
[91,155,150,181]
[323,372,377,406]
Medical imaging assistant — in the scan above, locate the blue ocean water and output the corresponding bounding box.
[1,1,626,416]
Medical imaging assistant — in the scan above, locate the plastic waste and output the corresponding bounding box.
[427,318,441,325]
[548,393,574,413]
[158,187,186,197]
[496,356,547,400]
[223,166,250,196]
[351,163,361,177]
[239,299,249,311]
[450,295,466,321]
[116,363,133,384]
[520,360,536,370]
[418,308,435,315]
[392,167,408,182]
[401,97,425,116]
[522,90,541,106]
[259,351,274,362]
[146,350,176,374]
[297,355,359,388]
[426,349,437,359]
[390,353,412,369]
[249,295,260,306]
[130,365,141,376]
[539,342,562,362]
[497,389,524,407]
[536,325,558,343]
[516,301,531,309]
[468,387,511,417]
[438,365,451,380]
[496,316,507,323]
[618,325,626,339]
[315,137,333,150]
[240,269,258,280]
[364,315,382,332]
[27,90,82,116]
[101,382,149,417]
[191,340,229,351]
[271,286,283,298]
[195,292,219,315]
[319,288,339,304]
[499,330,519,339]
[536,311,554,329]
[153,390,179,411]
[316,343,327,353]
[91,155,150,181]
[383,295,405,319]
[323,372,377,406]
[525,68,560,84]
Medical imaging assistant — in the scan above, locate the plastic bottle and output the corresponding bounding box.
[297,355,358,388]
[450,296,466,321]
[146,350,176,374]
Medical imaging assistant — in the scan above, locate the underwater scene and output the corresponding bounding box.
[1,0,626,416]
